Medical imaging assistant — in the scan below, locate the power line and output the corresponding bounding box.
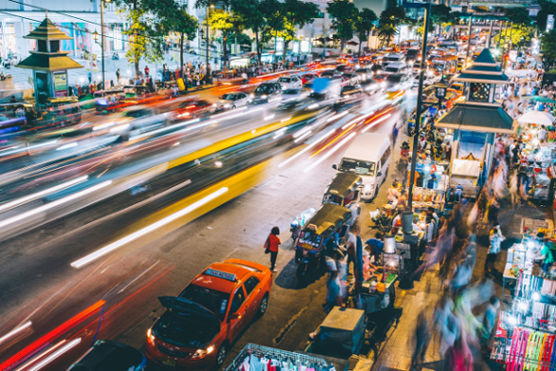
[0,9,223,58]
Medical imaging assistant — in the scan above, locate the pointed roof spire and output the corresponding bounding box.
[474,48,497,66]
[24,17,72,41]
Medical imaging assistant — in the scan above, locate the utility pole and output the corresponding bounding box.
[205,5,210,69]
[407,2,432,211]
[487,18,494,48]
[465,15,472,66]
[100,0,106,90]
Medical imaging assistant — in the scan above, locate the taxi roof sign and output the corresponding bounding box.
[205,268,237,282]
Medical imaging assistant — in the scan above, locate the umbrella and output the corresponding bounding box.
[518,110,555,126]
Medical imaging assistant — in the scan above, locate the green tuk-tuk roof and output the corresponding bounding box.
[325,172,362,199]
[305,203,351,236]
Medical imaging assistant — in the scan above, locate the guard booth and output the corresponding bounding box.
[16,16,82,104]
[436,48,516,197]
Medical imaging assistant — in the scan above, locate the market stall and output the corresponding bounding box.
[225,343,341,371]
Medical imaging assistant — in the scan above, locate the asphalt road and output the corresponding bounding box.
[0,91,408,370]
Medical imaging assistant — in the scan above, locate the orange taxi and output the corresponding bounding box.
[145,259,272,370]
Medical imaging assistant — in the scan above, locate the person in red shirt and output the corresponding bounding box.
[266,226,281,272]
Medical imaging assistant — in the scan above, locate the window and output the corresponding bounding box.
[230,288,245,314]
[244,276,260,296]
[380,146,392,167]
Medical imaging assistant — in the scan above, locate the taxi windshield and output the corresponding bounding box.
[180,284,229,320]
[340,158,375,176]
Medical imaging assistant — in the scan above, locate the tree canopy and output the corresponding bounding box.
[354,8,377,56]
[541,28,556,68]
[327,0,359,52]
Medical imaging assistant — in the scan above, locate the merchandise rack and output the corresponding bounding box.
[225,343,334,371]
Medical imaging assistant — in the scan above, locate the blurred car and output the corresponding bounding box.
[251,82,282,104]
[300,73,317,85]
[360,78,382,95]
[145,259,272,370]
[385,73,410,92]
[309,77,342,100]
[278,75,302,90]
[172,98,214,119]
[69,340,146,371]
[341,72,359,86]
[340,84,363,97]
[214,92,250,111]
[319,69,339,78]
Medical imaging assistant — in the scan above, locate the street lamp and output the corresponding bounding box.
[206,4,214,70]
[407,2,432,212]
[100,0,111,90]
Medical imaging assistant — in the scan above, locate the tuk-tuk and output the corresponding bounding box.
[322,172,362,207]
[295,203,352,280]
[35,97,82,129]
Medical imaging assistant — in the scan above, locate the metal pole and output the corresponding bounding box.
[100,0,105,90]
[407,2,431,211]
[487,18,494,48]
[205,5,209,69]
[465,15,472,66]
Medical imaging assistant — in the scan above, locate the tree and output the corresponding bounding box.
[541,28,556,68]
[281,0,319,60]
[156,0,198,77]
[378,23,396,47]
[327,0,358,52]
[208,8,236,68]
[430,5,454,37]
[231,0,266,64]
[494,24,534,51]
[505,7,530,26]
[537,0,556,32]
[354,8,377,56]
[114,0,165,77]
[261,0,285,63]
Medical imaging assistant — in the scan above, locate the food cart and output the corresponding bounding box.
[305,306,367,360]
[295,204,352,281]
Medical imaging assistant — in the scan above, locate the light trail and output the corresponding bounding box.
[304,132,357,173]
[0,140,58,157]
[264,114,275,121]
[278,128,337,168]
[0,321,32,345]
[23,338,81,371]
[0,180,112,230]
[361,113,392,133]
[70,187,229,269]
[55,142,78,151]
[0,176,88,213]
[294,130,312,143]
[326,111,349,123]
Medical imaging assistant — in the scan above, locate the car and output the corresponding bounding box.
[360,78,382,95]
[385,73,409,89]
[145,259,272,370]
[300,73,317,85]
[319,69,339,78]
[215,92,249,111]
[172,98,214,119]
[69,340,146,371]
[341,72,359,86]
[250,82,282,104]
[340,84,363,97]
[278,75,302,90]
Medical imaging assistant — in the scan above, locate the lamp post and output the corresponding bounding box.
[205,4,213,69]
[407,1,431,212]
[100,0,110,90]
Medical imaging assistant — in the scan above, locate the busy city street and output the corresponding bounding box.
[0,0,555,371]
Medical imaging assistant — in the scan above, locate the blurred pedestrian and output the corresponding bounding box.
[144,65,150,77]
[411,310,431,370]
[116,68,120,82]
[265,226,281,272]
[484,225,504,276]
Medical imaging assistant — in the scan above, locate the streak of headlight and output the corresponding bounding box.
[293,125,312,139]
[0,140,58,157]
[304,132,356,173]
[24,338,81,371]
[92,121,114,131]
[326,111,349,123]
[55,142,78,151]
[361,113,392,133]
[130,118,200,140]
[278,128,336,168]
[0,321,32,345]
[273,128,287,140]
[0,180,112,230]
[361,97,388,114]
[109,123,129,133]
[70,187,229,269]
[307,103,319,110]
[341,116,362,130]
[264,114,275,121]
[280,116,292,123]
[0,176,88,213]
[294,130,312,143]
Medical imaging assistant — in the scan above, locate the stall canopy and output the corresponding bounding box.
[526,95,556,104]
[517,110,555,126]
[436,102,516,134]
